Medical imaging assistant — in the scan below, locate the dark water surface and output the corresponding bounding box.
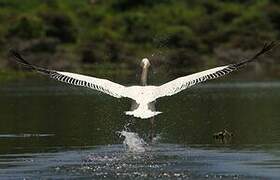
[0,79,280,179]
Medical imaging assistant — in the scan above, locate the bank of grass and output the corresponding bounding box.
[0,0,279,77]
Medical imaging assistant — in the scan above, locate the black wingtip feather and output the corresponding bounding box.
[258,41,277,56]
[9,49,34,68]
[9,49,51,74]
[235,41,278,67]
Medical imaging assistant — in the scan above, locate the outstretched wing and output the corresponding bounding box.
[155,42,276,99]
[10,50,126,98]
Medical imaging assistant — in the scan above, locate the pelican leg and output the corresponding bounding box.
[149,117,155,142]
[147,101,156,142]
[126,100,139,132]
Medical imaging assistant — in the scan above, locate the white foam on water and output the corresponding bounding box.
[152,134,161,143]
[118,130,147,153]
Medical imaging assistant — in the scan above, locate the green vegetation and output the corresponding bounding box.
[0,0,279,77]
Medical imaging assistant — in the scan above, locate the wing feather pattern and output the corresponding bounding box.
[155,42,276,99]
[9,50,126,98]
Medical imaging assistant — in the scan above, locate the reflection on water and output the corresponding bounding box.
[0,134,55,138]
[1,144,280,179]
[0,79,280,179]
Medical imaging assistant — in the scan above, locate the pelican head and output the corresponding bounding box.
[141,58,151,68]
[140,58,150,86]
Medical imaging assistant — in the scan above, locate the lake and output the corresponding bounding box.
[0,78,280,179]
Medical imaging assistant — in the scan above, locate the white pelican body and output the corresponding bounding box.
[125,85,160,119]
[10,42,275,119]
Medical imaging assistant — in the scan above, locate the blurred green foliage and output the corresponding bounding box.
[0,0,279,75]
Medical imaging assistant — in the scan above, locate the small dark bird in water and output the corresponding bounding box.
[213,129,233,143]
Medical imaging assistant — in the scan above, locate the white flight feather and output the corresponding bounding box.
[52,65,232,119]
[155,65,230,99]
[57,71,126,98]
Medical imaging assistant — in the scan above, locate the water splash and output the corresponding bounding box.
[152,134,161,143]
[118,130,147,153]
